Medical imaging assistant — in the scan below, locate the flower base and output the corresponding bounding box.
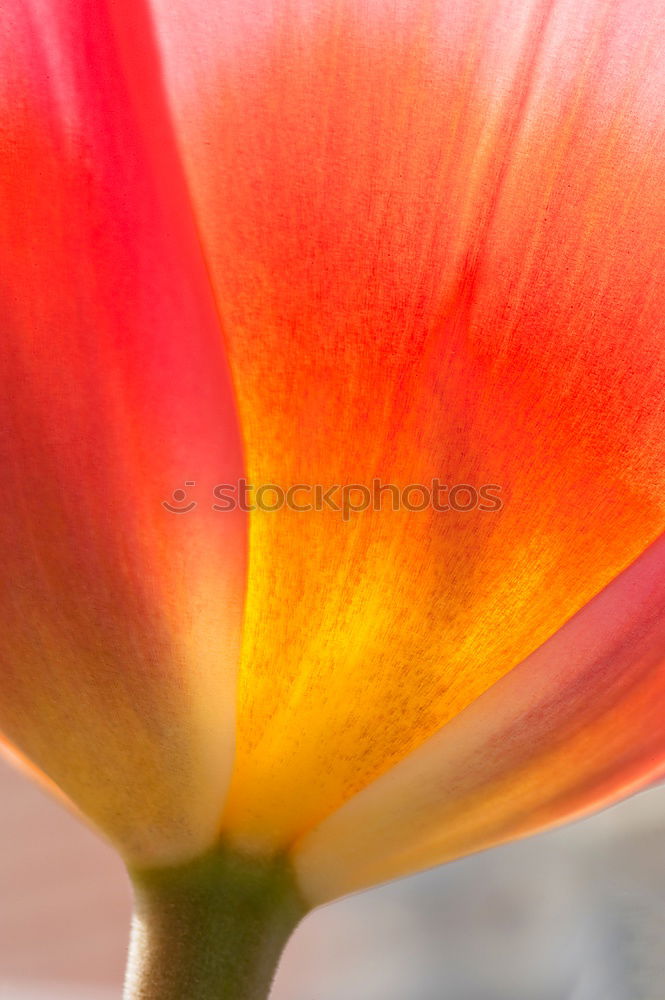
[124,843,307,1000]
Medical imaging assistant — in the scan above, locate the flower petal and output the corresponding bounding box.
[0,0,246,864]
[150,0,665,850]
[294,533,665,902]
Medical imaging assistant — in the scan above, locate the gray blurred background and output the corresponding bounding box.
[1,756,664,1000]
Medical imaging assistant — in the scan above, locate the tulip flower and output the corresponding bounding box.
[1,0,665,997]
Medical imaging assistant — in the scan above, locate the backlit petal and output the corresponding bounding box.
[295,533,665,902]
[150,0,665,851]
[0,0,245,865]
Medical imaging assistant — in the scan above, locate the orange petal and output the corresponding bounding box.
[150,0,665,852]
[148,0,665,851]
[0,0,245,865]
[295,533,665,902]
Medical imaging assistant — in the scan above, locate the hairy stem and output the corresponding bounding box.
[124,843,307,1000]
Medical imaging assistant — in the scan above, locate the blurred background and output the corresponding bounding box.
[1,755,665,1000]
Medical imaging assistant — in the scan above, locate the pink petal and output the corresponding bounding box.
[0,0,246,864]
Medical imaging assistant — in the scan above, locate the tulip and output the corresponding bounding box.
[1,0,664,997]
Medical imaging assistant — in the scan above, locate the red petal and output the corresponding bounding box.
[0,0,246,864]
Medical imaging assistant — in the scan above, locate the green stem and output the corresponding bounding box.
[124,843,307,1000]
